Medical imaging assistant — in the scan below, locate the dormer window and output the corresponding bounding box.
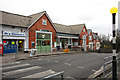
[42,19,47,25]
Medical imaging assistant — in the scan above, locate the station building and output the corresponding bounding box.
[0,10,100,54]
[28,11,89,52]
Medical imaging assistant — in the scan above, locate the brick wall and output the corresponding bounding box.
[29,14,56,49]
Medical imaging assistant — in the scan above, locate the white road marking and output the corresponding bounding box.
[64,63,71,66]
[65,60,70,62]
[55,57,59,58]
[21,70,55,78]
[34,57,38,58]
[66,76,77,80]
[3,66,42,76]
[47,60,50,61]
[54,61,59,63]
[76,66,84,69]
[2,61,20,67]
[15,62,20,64]
[3,63,30,70]
[92,69,96,72]
[38,59,42,60]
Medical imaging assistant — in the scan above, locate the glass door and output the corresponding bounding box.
[36,33,51,53]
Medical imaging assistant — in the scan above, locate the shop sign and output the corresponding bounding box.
[3,31,25,36]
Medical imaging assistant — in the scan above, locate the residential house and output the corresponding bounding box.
[93,33,100,50]
[87,29,94,50]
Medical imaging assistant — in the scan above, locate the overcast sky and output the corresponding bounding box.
[0,0,119,35]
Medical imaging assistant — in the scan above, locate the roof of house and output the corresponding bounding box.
[0,11,46,27]
[54,23,85,34]
[93,33,99,39]
[0,11,30,27]
[0,11,86,35]
[29,11,46,26]
[69,24,85,34]
[87,29,92,35]
[53,23,72,34]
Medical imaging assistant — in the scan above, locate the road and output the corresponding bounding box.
[2,53,111,80]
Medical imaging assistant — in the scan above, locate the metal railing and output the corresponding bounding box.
[42,71,64,80]
[103,53,120,78]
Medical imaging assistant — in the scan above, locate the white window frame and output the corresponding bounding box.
[42,19,47,25]
[89,36,92,40]
[83,29,85,32]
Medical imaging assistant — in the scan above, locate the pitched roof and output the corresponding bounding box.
[87,29,92,35]
[93,33,99,39]
[0,10,86,35]
[53,23,72,34]
[53,23,85,34]
[29,11,46,25]
[69,24,85,34]
[0,11,46,28]
[0,11,30,27]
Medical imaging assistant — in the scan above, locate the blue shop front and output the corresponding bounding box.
[2,31,26,54]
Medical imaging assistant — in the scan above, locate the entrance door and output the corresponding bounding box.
[36,32,51,53]
[18,40,24,52]
[61,38,67,49]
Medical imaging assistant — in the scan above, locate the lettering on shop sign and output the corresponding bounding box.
[3,31,25,36]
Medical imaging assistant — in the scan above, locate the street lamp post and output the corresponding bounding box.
[110,7,118,80]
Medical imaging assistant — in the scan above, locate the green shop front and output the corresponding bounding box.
[36,31,52,53]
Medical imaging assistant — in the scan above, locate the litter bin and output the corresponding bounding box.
[30,49,35,56]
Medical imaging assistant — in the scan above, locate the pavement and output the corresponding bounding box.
[1,51,83,64]
[2,52,111,79]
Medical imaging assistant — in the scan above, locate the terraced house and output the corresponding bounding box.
[0,10,100,54]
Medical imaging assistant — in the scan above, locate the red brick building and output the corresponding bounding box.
[28,11,100,52]
[87,29,94,50]
[93,33,100,50]
[0,10,100,54]
[87,29,100,51]
[28,11,57,52]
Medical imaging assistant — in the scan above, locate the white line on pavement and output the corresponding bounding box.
[54,61,59,63]
[3,66,42,76]
[15,62,20,64]
[2,61,21,67]
[54,57,59,58]
[76,66,84,69]
[21,69,55,78]
[3,63,30,70]
[47,60,50,61]
[92,69,96,72]
[65,60,70,62]
[38,59,42,60]
[64,63,71,66]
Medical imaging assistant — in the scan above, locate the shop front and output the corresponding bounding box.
[2,31,26,54]
[36,31,52,53]
[55,33,79,50]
